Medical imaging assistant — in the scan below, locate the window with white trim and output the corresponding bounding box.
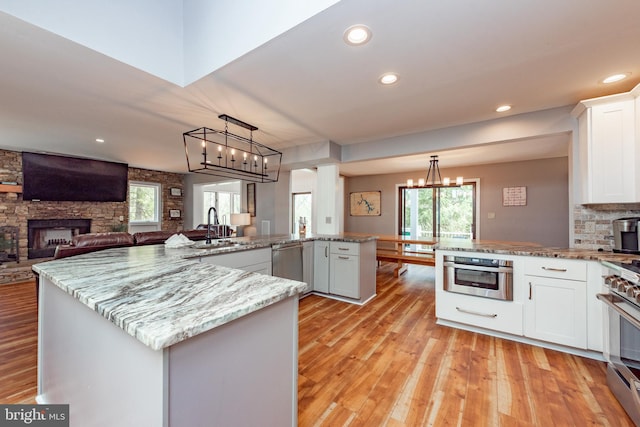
[129,182,161,224]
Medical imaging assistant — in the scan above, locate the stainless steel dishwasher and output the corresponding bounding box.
[272,242,303,282]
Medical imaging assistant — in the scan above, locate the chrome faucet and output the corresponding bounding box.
[206,206,220,244]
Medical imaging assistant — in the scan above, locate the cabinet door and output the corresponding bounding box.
[313,241,329,293]
[524,275,587,349]
[329,254,359,299]
[588,100,636,203]
[302,241,314,289]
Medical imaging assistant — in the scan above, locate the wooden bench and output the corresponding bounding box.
[375,238,436,277]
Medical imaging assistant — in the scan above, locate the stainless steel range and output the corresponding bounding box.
[599,259,640,426]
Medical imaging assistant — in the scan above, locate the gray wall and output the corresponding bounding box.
[344,157,569,247]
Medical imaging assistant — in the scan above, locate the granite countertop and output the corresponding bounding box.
[435,239,640,263]
[32,233,378,351]
[176,232,378,259]
[32,244,308,351]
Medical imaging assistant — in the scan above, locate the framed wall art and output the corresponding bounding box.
[349,191,381,216]
[503,186,527,206]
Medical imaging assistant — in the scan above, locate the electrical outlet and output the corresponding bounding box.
[487,212,495,219]
[325,216,332,224]
[119,215,124,221]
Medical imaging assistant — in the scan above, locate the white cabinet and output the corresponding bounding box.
[436,290,524,336]
[302,241,314,292]
[312,240,376,303]
[330,251,360,299]
[436,251,604,354]
[199,248,272,275]
[435,250,524,335]
[313,241,329,293]
[524,258,587,349]
[572,84,640,203]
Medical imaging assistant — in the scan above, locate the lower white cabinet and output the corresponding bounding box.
[524,275,587,349]
[436,290,524,336]
[330,252,360,299]
[312,240,376,303]
[436,250,602,354]
[313,241,329,293]
[199,248,272,275]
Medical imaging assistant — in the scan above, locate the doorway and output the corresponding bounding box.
[399,182,476,239]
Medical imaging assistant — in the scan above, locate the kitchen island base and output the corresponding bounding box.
[37,277,298,427]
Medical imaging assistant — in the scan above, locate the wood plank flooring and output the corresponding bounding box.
[299,263,634,426]
[0,280,38,404]
[0,266,634,426]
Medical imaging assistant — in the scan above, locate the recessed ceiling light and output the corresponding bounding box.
[496,105,511,113]
[602,73,629,84]
[95,138,105,143]
[343,25,372,46]
[379,73,399,85]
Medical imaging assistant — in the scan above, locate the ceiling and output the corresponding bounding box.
[1,0,639,177]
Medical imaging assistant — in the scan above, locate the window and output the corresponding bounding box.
[399,183,476,239]
[129,182,161,223]
[292,193,312,233]
[203,190,240,224]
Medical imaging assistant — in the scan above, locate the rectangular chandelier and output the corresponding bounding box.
[183,114,282,183]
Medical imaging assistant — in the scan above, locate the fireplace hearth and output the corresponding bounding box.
[28,219,91,259]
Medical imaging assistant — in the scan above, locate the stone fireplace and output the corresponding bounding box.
[27,219,91,259]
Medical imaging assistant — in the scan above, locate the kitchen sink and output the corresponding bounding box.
[193,240,241,249]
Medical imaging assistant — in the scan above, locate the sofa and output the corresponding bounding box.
[53,226,232,259]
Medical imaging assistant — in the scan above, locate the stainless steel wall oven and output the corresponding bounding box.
[443,255,513,301]
[599,260,640,426]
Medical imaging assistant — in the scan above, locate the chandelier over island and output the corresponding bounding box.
[407,155,463,188]
[183,114,282,183]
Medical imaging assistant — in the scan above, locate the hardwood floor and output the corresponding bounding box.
[0,280,38,404]
[0,267,634,426]
[299,263,634,426]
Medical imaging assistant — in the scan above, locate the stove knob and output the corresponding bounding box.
[617,280,630,292]
[631,288,640,304]
[627,286,640,298]
[605,275,617,286]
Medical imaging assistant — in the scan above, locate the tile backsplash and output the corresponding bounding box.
[574,204,640,250]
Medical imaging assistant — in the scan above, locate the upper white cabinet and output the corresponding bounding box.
[572,83,640,204]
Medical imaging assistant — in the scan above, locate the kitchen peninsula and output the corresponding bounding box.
[33,243,308,427]
[32,232,377,427]
[434,239,640,359]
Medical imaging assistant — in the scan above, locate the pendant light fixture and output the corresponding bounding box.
[406,155,463,188]
[183,114,282,183]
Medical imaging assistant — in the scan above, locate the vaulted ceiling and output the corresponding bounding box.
[1,0,639,176]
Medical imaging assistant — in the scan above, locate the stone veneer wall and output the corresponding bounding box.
[0,148,185,284]
[573,203,640,251]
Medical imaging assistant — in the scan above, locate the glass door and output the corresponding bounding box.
[400,183,476,239]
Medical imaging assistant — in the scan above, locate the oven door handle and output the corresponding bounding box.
[597,293,640,330]
[443,261,513,273]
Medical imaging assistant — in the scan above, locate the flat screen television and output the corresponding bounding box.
[22,152,128,202]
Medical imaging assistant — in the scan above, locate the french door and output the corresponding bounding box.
[399,183,476,239]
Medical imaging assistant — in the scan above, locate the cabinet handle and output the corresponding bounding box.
[338,256,350,260]
[325,246,328,257]
[529,282,532,300]
[338,247,350,251]
[455,307,497,318]
[542,267,567,272]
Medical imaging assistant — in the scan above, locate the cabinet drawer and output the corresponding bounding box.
[436,291,523,335]
[524,258,587,281]
[330,241,359,256]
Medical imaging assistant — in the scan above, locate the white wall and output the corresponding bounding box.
[315,164,344,235]
[183,0,339,85]
[0,0,184,84]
